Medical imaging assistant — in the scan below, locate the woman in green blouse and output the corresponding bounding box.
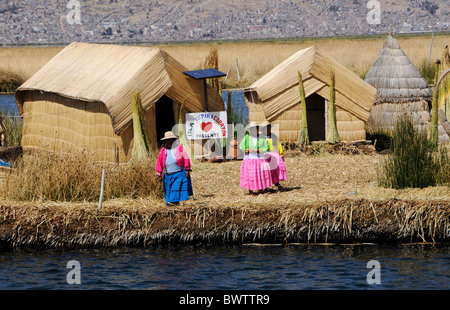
[239,121,273,195]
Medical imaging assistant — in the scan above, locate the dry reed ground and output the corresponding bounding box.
[188,152,450,207]
[1,151,449,208]
[1,151,450,248]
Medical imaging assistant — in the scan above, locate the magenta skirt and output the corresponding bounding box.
[240,157,273,191]
[265,151,287,184]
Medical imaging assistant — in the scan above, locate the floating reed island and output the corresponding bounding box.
[2,36,450,250]
[1,198,449,250]
[1,150,450,250]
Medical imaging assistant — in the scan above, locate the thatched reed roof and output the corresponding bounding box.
[364,34,432,104]
[244,46,376,122]
[15,42,222,135]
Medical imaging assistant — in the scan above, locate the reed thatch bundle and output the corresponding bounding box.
[431,66,450,145]
[437,46,450,121]
[204,45,221,94]
[297,71,309,145]
[328,70,340,144]
[131,93,152,161]
[0,113,6,147]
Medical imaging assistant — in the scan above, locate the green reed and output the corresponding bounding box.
[378,116,450,189]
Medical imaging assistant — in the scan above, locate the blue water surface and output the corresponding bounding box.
[0,95,18,116]
[0,92,248,121]
[0,244,448,290]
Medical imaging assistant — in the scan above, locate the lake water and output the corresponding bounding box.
[0,95,18,116]
[222,90,249,125]
[0,92,248,121]
[0,244,449,290]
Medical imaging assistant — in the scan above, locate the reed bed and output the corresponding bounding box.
[1,35,448,91]
[0,113,22,147]
[377,116,450,189]
[1,150,163,202]
[0,46,62,81]
[0,71,24,93]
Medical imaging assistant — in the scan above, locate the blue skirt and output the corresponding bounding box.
[163,170,193,204]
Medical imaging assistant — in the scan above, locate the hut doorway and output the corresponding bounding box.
[306,93,326,141]
[155,95,176,146]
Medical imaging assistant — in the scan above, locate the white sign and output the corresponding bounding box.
[185,112,228,140]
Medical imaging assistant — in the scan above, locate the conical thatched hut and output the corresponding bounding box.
[15,42,223,163]
[244,46,377,142]
[365,34,450,142]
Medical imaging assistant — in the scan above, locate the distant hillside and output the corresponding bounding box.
[0,0,448,44]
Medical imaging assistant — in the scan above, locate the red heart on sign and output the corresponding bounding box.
[201,122,213,133]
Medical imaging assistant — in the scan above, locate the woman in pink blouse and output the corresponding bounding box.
[156,131,193,205]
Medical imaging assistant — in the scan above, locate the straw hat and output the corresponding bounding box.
[160,131,179,141]
[260,120,270,128]
[248,121,259,128]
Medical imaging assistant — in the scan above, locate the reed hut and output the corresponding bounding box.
[365,34,450,142]
[15,42,223,163]
[243,46,377,142]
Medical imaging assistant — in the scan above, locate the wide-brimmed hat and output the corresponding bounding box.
[160,131,179,141]
[260,120,271,128]
[248,121,259,128]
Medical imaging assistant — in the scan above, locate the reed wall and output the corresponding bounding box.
[20,91,162,163]
[368,101,431,132]
[335,107,366,142]
[20,90,210,162]
[368,101,450,142]
[246,96,366,142]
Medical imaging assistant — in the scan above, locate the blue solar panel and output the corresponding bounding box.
[183,68,227,80]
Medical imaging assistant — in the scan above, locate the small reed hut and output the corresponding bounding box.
[243,46,377,142]
[15,42,223,163]
[365,34,450,142]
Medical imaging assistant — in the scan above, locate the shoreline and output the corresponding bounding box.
[2,31,450,48]
[1,198,449,251]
